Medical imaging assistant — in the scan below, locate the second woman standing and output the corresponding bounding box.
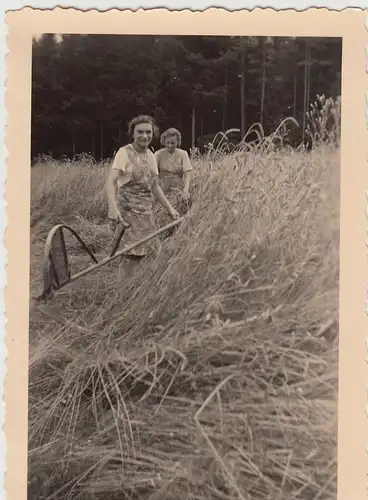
[155,127,193,215]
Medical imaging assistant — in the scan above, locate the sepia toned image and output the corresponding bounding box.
[27,31,341,500]
[4,8,367,500]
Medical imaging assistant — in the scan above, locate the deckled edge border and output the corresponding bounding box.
[0,6,363,500]
[365,11,368,489]
[1,4,8,500]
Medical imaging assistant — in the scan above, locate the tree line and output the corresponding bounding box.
[31,34,342,160]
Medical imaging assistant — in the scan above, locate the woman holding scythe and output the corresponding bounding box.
[105,115,180,277]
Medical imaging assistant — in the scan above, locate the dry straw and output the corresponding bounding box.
[29,102,340,500]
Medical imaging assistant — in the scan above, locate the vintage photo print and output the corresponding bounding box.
[4,7,367,500]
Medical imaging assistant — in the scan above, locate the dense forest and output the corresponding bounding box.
[31,34,342,160]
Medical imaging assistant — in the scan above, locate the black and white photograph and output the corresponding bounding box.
[28,30,341,500]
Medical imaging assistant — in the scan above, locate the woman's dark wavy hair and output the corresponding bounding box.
[127,115,159,140]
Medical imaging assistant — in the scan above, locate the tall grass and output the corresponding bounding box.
[28,117,340,500]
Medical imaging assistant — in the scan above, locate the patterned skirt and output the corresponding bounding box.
[116,183,159,257]
[154,186,191,238]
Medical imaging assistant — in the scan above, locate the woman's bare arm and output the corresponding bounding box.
[183,170,191,194]
[105,169,121,213]
[105,169,130,228]
[182,151,192,195]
